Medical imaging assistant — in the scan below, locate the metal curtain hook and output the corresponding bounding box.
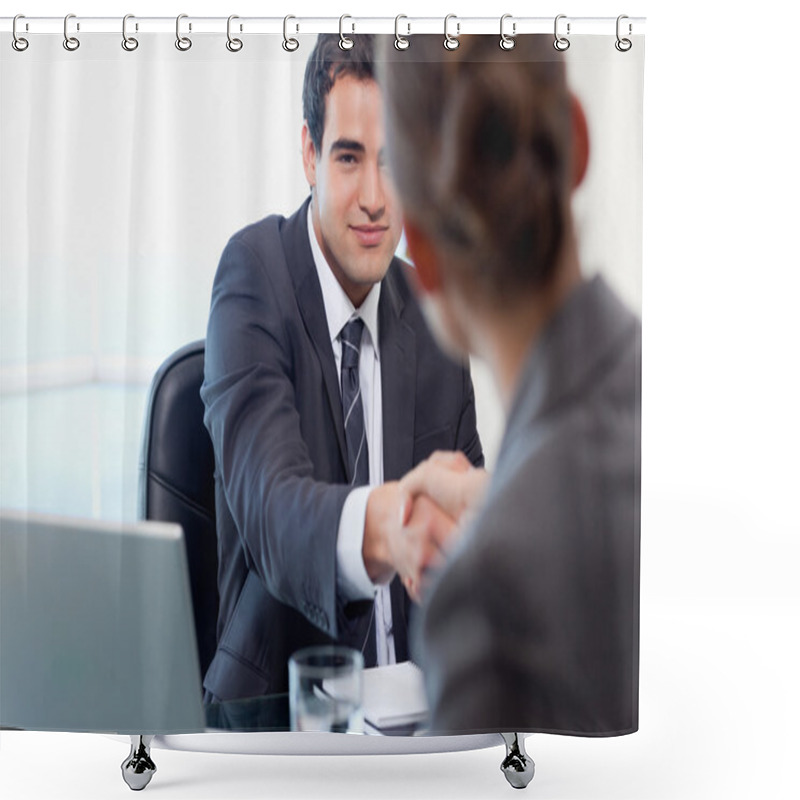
[226,15,243,52]
[63,13,80,51]
[553,14,570,51]
[282,15,299,51]
[176,13,192,51]
[122,14,139,51]
[444,14,460,51]
[339,15,354,50]
[12,14,29,52]
[500,14,516,50]
[615,14,632,52]
[394,14,410,51]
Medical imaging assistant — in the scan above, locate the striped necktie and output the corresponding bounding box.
[339,318,378,668]
[339,318,369,487]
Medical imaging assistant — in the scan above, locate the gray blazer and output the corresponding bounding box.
[419,275,640,735]
[201,198,483,701]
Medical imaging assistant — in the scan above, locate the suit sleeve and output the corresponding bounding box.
[421,443,639,735]
[201,235,349,640]
[420,542,508,733]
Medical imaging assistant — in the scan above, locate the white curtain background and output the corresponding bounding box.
[0,32,643,522]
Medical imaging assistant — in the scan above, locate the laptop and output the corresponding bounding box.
[0,509,206,734]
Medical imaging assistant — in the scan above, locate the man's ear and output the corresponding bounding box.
[570,94,590,189]
[404,218,442,294]
[301,122,317,189]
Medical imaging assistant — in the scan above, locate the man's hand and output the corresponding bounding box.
[393,494,458,602]
[363,481,458,603]
[399,450,490,527]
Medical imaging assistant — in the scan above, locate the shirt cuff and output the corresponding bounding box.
[336,486,378,601]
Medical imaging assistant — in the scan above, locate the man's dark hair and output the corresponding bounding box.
[302,34,376,154]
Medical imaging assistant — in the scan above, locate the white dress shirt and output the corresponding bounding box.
[307,207,396,666]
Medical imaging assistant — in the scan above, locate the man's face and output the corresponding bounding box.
[302,75,402,307]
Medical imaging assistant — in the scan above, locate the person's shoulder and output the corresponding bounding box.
[383,255,416,306]
[227,203,302,256]
[382,258,436,340]
[229,214,282,246]
[217,200,311,281]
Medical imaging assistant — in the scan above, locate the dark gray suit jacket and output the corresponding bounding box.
[201,198,483,701]
[420,275,640,735]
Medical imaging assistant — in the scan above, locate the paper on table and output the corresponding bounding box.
[361,661,429,730]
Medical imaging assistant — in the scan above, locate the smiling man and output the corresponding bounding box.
[302,73,397,304]
[200,34,483,702]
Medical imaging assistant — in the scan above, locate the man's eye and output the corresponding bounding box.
[338,153,357,164]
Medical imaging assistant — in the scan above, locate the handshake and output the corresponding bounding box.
[363,451,489,603]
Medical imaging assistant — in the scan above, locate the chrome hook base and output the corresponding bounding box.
[121,735,156,791]
[500,733,535,790]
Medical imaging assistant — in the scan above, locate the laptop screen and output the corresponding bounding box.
[0,510,205,733]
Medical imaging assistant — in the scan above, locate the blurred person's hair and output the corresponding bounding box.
[379,35,573,307]
[303,34,377,154]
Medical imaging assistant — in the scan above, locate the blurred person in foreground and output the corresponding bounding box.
[381,36,641,735]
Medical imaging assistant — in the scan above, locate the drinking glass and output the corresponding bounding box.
[289,646,364,733]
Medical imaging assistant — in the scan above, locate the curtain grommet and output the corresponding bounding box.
[12,14,29,52]
[175,14,192,51]
[121,14,139,52]
[282,15,299,52]
[615,15,632,52]
[394,15,410,51]
[63,13,80,52]
[339,15,354,51]
[226,15,243,52]
[443,14,460,51]
[499,14,516,51]
[553,14,570,52]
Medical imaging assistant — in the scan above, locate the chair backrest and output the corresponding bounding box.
[139,340,218,678]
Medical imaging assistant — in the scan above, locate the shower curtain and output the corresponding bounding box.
[0,21,644,742]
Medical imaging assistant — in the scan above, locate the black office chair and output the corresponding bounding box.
[138,340,219,679]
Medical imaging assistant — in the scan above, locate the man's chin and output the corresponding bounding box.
[336,259,392,306]
[350,256,392,286]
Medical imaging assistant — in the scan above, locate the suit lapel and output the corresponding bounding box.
[379,265,418,662]
[282,215,418,488]
[379,262,416,482]
[283,199,348,476]
[287,230,417,659]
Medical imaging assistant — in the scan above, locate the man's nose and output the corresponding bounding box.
[358,162,385,220]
